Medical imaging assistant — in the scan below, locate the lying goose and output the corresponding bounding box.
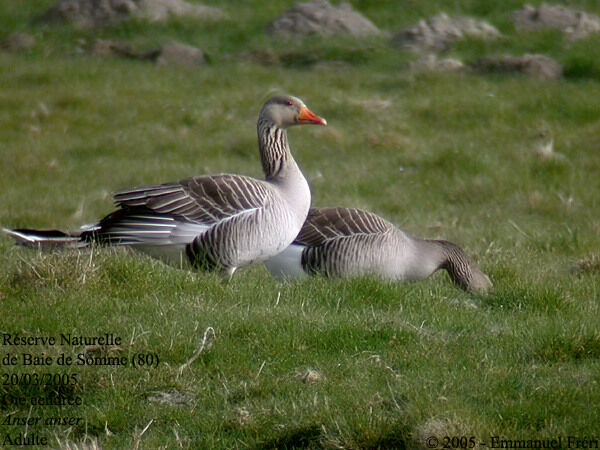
[264,207,492,293]
[4,96,327,276]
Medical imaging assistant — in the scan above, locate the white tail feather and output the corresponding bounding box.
[2,228,86,249]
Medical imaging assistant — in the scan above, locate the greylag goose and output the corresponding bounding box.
[263,207,492,293]
[4,96,327,276]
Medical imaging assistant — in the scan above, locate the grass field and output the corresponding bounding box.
[1,0,600,448]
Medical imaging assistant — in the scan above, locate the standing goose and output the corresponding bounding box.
[264,207,492,293]
[4,96,327,276]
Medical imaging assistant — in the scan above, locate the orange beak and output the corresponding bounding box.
[298,106,327,126]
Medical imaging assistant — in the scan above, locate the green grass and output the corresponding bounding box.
[1,0,600,448]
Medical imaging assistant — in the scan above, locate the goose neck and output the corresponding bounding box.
[433,240,478,291]
[258,119,293,180]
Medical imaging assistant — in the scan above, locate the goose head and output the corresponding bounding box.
[437,240,493,294]
[459,265,493,294]
[260,96,327,129]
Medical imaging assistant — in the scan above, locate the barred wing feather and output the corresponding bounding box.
[295,207,393,246]
[114,174,271,226]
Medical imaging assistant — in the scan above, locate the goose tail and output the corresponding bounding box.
[2,227,90,250]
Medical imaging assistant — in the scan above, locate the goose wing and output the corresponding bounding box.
[94,174,271,249]
[114,174,270,226]
[295,207,393,247]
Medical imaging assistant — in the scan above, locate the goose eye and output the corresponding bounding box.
[286,100,293,106]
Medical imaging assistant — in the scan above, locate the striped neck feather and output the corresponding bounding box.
[258,119,291,180]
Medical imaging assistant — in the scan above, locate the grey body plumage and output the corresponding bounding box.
[264,207,492,293]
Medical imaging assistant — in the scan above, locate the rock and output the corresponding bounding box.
[392,13,501,51]
[138,0,223,22]
[156,41,205,66]
[473,54,562,80]
[91,38,204,66]
[410,54,465,72]
[35,0,142,26]
[35,0,223,27]
[0,32,36,52]
[269,0,382,38]
[512,4,600,40]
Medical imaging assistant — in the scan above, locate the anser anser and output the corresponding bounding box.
[4,96,327,276]
[263,207,492,293]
